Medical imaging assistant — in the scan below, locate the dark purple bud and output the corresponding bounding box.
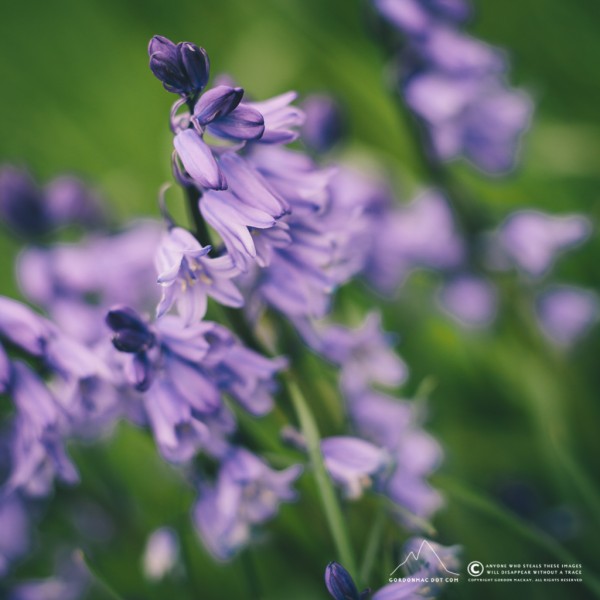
[193,86,244,125]
[0,166,50,237]
[325,562,365,600]
[148,35,210,96]
[106,306,155,353]
[179,42,210,93]
[150,52,189,95]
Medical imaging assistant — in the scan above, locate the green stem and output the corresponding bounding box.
[184,185,212,247]
[286,378,357,576]
[438,476,600,598]
[359,508,386,587]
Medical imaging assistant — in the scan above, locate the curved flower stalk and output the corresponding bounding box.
[372,0,533,174]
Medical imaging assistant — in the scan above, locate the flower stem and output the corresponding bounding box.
[184,185,212,247]
[286,377,357,577]
[359,507,386,586]
[76,550,125,600]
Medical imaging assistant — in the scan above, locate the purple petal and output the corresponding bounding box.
[174,130,226,190]
[194,86,244,125]
[207,104,265,141]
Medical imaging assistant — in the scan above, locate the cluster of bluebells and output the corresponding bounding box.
[148,36,449,563]
[0,2,593,595]
[373,0,532,174]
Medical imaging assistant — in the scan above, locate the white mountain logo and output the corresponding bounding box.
[390,540,460,578]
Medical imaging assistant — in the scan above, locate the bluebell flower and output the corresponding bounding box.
[200,152,291,269]
[496,210,590,277]
[302,312,408,392]
[405,73,532,173]
[301,94,346,153]
[142,527,180,581]
[0,166,106,238]
[194,447,302,560]
[438,275,497,327]
[17,221,162,345]
[373,0,533,174]
[106,308,284,462]
[245,91,305,144]
[324,562,370,600]
[365,190,464,294]
[536,286,598,347]
[173,87,265,190]
[0,494,30,576]
[148,35,210,96]
[0,166,49,237]
[321,436,390,499]
[374,0,470,36]
[155,226,243,323]
[348,388,444,520]
[5,362,79,497]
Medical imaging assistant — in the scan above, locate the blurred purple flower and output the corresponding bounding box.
[497,210,590,277]
[5,362,79,497]
[18,221,162,345]
[374,0,470,36]
[325,562,370,600]
[536,286,598,346]
[405,73,532,174]
[348,388,444,520]
[301,94,345,153]
[321,436,390,499]
[143,527,180,581]
[438,275,497,327]
[0,494,30,576]
[155,226,243,323]
[303,312,408,392]
[366,190,464,293]
[0,166,106,238]
[373,0,533,175]
[194,448,302,560]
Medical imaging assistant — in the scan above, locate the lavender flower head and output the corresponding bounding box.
[194,448,302,560]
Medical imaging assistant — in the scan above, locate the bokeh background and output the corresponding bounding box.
[1,0,599,598]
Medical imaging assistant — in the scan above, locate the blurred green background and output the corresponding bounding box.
[1,0,600,598]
